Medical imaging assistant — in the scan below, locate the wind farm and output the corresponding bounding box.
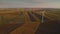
[0,8,60,34]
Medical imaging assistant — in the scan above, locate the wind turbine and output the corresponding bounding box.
[42,10,45,23]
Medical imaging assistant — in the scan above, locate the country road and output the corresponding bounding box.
[10,11,41,34]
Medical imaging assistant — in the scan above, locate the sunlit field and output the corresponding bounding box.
[0,10,25,25]
[45,9,60,20]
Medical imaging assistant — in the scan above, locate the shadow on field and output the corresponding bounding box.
[0,23,24,34]
[31,11,60,34]
[35,20,60,34]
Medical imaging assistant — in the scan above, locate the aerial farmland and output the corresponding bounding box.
[0,8,60,34]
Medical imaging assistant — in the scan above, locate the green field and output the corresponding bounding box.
[0,11,25,25]
[44,9,60,20]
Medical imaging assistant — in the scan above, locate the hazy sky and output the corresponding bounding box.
[0,0,60,8]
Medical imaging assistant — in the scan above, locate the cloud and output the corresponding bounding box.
[0,0,60,8]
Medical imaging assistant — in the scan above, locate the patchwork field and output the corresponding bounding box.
[0,8,60,34]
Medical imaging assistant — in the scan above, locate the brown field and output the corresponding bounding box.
[0,8,60,34]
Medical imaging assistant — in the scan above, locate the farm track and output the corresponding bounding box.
[10,11,41,34]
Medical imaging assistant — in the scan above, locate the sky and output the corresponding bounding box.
[0,0,60,8]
